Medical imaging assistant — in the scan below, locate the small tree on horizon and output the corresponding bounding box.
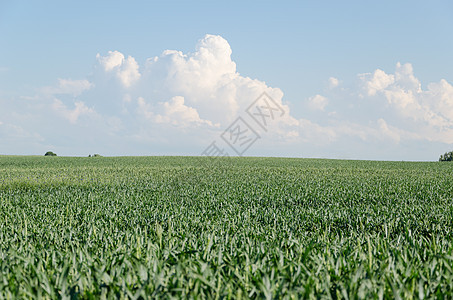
[439,151,453,162]
[44,151,57,157]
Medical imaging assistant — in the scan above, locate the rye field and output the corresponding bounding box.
[0,156,452,299]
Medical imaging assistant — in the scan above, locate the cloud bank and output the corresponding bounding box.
[296,62,453,158]
[0,34,452,160]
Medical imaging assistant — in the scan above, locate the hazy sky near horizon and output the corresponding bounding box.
[1,0,452,160]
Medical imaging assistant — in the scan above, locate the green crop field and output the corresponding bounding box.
[0,156,452,299]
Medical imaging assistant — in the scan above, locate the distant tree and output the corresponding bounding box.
[439,151,453,162]
[93,154,102,157]
[44,151,57,157]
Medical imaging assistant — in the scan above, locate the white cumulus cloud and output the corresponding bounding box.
[359,62,453,143]
[297,62,453,154]
[52,99,96,124]
[93,34,297,132]
[361,69,395,96]
[328,77,339,89]
[43,79,93,96]
[155,96,217,127]
[96,51,141,87]
[308,94,328,111]
[137,96,217,128]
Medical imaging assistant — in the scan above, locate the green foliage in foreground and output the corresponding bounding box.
[0,156,452,299]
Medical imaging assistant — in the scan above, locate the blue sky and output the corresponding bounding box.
[1,0,452,160]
